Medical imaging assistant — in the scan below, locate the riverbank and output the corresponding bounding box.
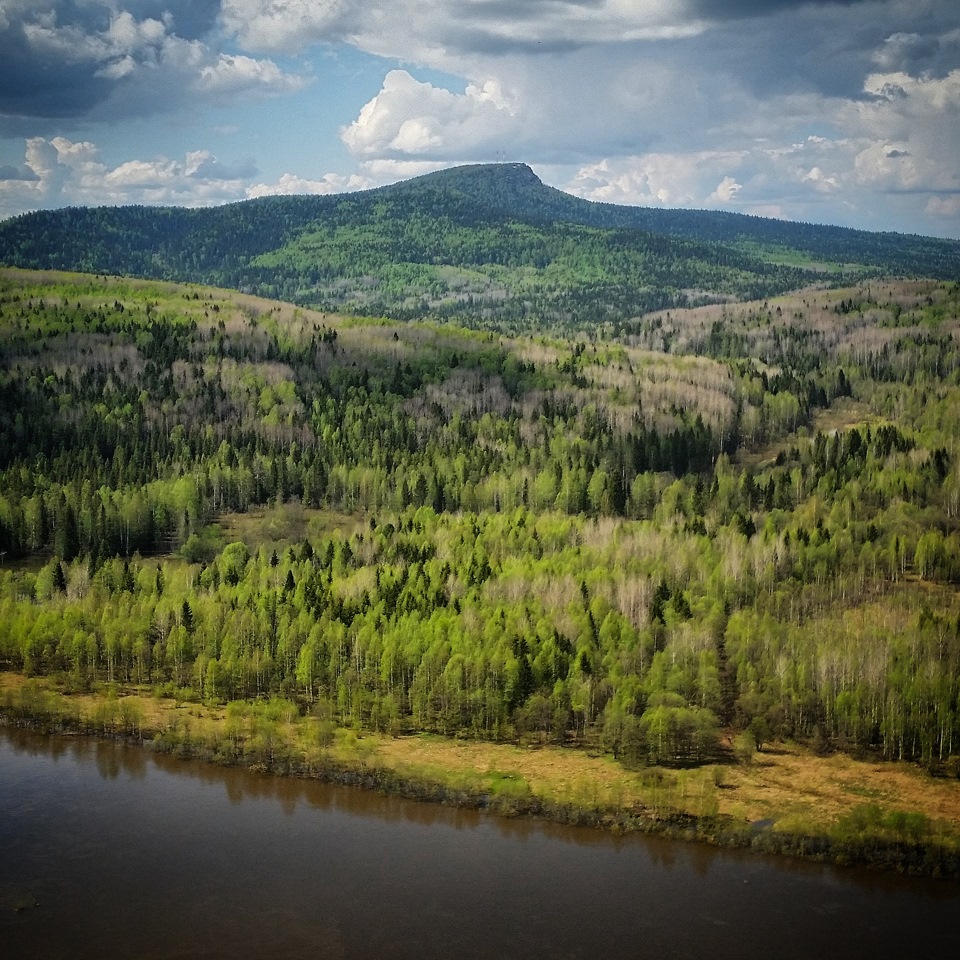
[3,671,960,879]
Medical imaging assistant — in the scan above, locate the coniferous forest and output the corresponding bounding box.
[1,265,959,780]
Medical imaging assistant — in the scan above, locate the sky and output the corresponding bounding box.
[1,0,959,238]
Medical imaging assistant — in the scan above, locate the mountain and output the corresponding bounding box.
[399,164,960,275]
[1,163,958,335]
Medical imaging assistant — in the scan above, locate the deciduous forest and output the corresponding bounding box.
[2,267,959,778]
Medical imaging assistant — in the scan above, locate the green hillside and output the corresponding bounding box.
[2,164,958,336]
[395,163,960,275]
[1,269,959,784]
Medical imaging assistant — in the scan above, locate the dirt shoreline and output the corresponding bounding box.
[3,672,960,880]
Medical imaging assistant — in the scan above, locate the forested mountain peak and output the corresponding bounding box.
[397,160,544,190]
[386,161,556,210]
[1,162,959,337]
[393,163,960,266]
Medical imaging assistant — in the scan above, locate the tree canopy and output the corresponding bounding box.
[1,269,959,772]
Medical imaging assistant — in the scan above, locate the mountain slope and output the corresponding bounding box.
[1,163,958,335]
[395,163,960,276]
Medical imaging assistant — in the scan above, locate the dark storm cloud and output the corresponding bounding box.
[0,23,114,120]
[416,1,614,57]
[678,2,959,104]
[15,0,220,41]
[0,2,173,122]
[683,0,960,98]
[41,0,113,33]
[0,2,301,129]
[873,31,960,77]
[692,17,876,99]
[686,0,878,17]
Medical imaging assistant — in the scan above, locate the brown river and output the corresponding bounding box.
[1,728,956,959]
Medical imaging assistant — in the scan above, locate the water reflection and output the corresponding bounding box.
[92,740,145,780]
[3,732,147,781]
[1,727,957,960]
[149,747,492,831]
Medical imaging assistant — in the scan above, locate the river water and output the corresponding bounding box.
[0,728,956,959]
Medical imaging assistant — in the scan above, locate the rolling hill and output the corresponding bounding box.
[2,264,960,869]
[0,163,958,335]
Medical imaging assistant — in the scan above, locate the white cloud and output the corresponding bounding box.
[833,68,960,198]
[341,69,519,159]
[244,159,462,199]
[105,158,181,190]
[199,54,307,98]
[107,10,169,50]
[801,166,839,192]
[220,0,349,54]
[708,176,742,203]
[246,171,371,197]
[358,158,450,180]
[96,55,137,80]
[0,137,268,217]
[853,142,918,190]
[24,138,65,194]
[0,135,396,220]
[1,3,307,124]
[566,152,750,208]
[23,11,181,69]
[862,68,960,120]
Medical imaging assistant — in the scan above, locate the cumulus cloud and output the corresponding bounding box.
[0,2,306,126]
[709,176,743,203]
[801,167,839,191]
[244,159,467,200]
[246,170,372,198]
[566,153,750,209]
[0,134,405,220]
[341,70,520,159]
[862,68,960,119]
[198,54,307,98]
[2,0,959,237]
[357,158,451,180]
[834,67,960,199]
[220,0,350,54]
[0,137,265,217]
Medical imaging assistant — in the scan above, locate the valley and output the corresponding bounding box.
[0,263,958,872]
[1,165,959,875]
